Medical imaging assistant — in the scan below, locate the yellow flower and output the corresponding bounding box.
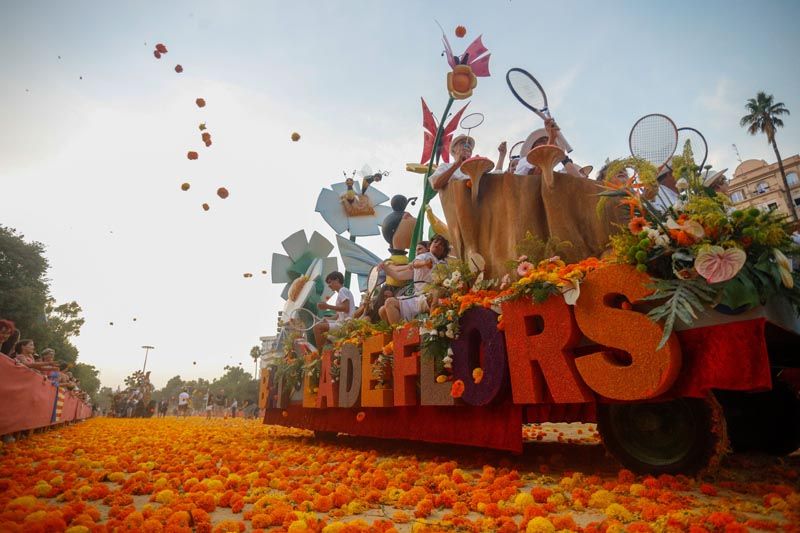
[526,516,555,533]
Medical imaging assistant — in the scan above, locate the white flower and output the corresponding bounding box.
[646,228,670,248]
[676,178,689,191]
[443,279,452,288]
[451,270,461,281]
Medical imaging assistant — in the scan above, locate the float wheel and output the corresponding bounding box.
[597,397,719,474]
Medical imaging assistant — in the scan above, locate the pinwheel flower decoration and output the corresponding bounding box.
[315,170,392,237]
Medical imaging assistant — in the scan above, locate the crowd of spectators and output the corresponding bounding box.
[1,318,90,443]
[0,319,86,397]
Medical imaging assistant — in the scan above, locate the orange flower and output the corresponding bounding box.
[455,25,467,38]
[216,187,229,199]
[187,151,198,160]
[450,379,465,398]
[472,368,483,384]
[628,216,649,234]
[669,229,695,247]
[196,98,206,108]
[180,182,190,191]
[356,411,366,422]
[291,132,301,142]
[202,203,210,211]
[155,43,168,53]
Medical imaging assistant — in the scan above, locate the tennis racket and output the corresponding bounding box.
[284,307,323,333]
[506,68,573,153]
[628,113,678,168]
[668,127,708,172]
[459,112,484,138]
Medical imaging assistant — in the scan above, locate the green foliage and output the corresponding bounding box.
[740,91,790,143]
[642,278,719,350]
[95,386,114,412]
[0,225,84,364]
[71,363,101,403]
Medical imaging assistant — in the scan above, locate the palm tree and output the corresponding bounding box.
[740,92,795,221]
[249,345,262,380]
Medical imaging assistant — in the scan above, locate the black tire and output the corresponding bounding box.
[597,398,719,475]
[717,382,800,455]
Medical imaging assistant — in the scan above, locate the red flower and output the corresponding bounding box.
[153,50,161,59]
[187,151,198,160]
[174,64,183,73]
[202,203,210,211]
[155,43,168,53]
[196,98,206,108]
[216,187,229,199]
[356,411,366,422]
[455,25,467,38]
[450,380,465,398]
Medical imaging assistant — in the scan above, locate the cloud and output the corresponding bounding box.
[548,64,582,110]
[697,78,740,124]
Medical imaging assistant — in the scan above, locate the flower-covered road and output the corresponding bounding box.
[0,418,797,532]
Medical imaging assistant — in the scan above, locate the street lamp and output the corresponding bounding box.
[141,345,155,374]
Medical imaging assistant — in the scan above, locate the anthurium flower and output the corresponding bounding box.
[773,249,794,288]
[694,245,746,284]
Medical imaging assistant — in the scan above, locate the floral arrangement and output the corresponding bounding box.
[323,319,392,383]
[602,143,800,347]
[421,260,505,379]
[503,255,606,306]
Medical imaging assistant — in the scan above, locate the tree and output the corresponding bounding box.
[96,386,114,412]
[0,226,84,363]
[212,365,259,406]
[740,92,795,221]
[72,363,101,403]
[152,375,185,403]
[250,345,262,379]
[0,226,49,333]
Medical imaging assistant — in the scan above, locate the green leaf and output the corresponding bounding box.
[718,272,760,310]
[643,278,718,349]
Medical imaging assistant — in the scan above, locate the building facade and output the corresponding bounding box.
[727,154,800,218]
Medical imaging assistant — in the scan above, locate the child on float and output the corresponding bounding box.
[312,271,356,349]
[378,235,451,325]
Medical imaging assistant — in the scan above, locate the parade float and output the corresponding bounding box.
[260,27,800,475]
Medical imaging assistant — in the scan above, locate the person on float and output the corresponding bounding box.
[429,135,474,190]
[378,234,450,325]
[515,118,588,179]
[178,389,190,417]
[312,271,356,349]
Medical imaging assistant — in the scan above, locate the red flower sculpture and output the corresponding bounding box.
[420,98,469,165]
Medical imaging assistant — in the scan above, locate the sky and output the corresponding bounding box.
[2,0,799,389]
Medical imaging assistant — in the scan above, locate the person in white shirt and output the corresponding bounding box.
[429,135,474,190]
[177,389,190,417]
[378,235,450,325]
[514,119,588,179]
[312,271,356,349]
